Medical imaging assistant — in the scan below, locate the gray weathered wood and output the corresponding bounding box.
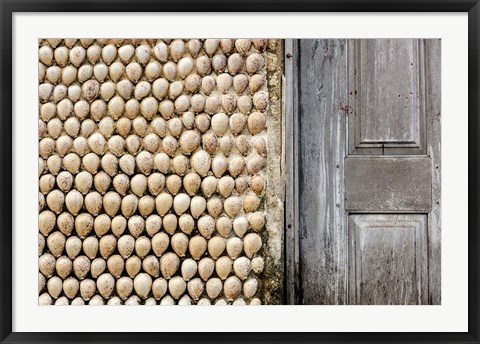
[425,39,442,304]
[297,39,348,305]
[284,39,300,305]
[347,39,426,155]
[348,214,428,305]
[345,156,432,212]
[288,38,440,305]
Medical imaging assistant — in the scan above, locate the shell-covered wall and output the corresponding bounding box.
[38,38,283,305]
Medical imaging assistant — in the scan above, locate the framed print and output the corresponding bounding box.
[1,1,479,343]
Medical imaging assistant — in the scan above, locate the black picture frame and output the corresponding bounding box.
[1,1,478,343]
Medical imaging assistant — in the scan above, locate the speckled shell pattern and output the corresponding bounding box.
[38,38,269,306]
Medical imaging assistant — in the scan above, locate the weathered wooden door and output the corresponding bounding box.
[285,39,441,305]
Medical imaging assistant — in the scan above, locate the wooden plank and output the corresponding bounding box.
[347,39,426,155]
[297,39,348,305]
[345,156,433,212]
[425,39,442,305]
[348,214,428,305]
[284,39,300,305]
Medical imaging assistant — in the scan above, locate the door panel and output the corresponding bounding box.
[348,214,428,305]
[287,38,441,305]
[347,39,426,155]
[345,156,432,212]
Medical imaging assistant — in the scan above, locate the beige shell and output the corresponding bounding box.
[160,295,175,305]
[71,297,85,305]
[178,214,195,235]
[251,175,265,194]
[251,256,265,274]
[94,172,111,194]
[136,151,154,175]
[191,150,211,176]
[243,277,259,299]
[235,39,252,55]
[216,73,232,92]
[119,154,135,175]
[126,256,142,278]
[65,236,82,260]
[249,74,266,93]
[172,155,189,176]
[111,215,127,237]
[168,276,186,300]
[233,256,251,280]
[57,212,74,236]
[222,94,237,114]
[152,232,169,257]
[145,215,162,237]
[99,234,117,259]
[82,236,98,259]
[117,235,135,258]
[46,189,64,214]
[235,135,250,155]
[130,174,147,197]
[181,258,197,281]
[74,213,93,238]
[227,53,244,75]
[208,236,226,259]
[84,191,103,216]
[218,176,235,198]
[166,175,181,195]
[237,95,252,114]
[90,257,106,278]
[197,215,215,239]
[147,173,165,196]
[121,194,139,218]
[224,196,243,218]
[189,196,206,219]
[40,174,55,194]
[228,156,245,177]
[229,113,247,135]
[243,233,262,258]
[152,278,168,300]
[79,279,96,301]
[162,214,177,235]
[246,155,265,175]
[187,278,204,301]
[198,257,214,281]
[196,55,211,76]
[233,74,249,94]
[189,235,207,260]
[38,210,57,235]
[46,231,66,257]
[134,273,153,299]
[233,298,246,306]
[171,232,189,257]
[63,277,79,299]
[116,276,133,300]
[211,155,228,178]
[134,235,151,258]
[249,212,265,232]
[112,174,129,196]
[215,256,233,280]
[216,217,233,238]
[39,253,56,278]
[195,113,211,133]
[96,273,115,298]
[202,132,217,154]
[205,278,223,299]
[226,237,243,259]
[47,276,63,299]
[207,197,223,218]
[106,254,125,278]
[82,153,100,174]
[142,255,160,277]
[179,130,200,155]
[38,233,45,255]
[201,176,218,197]
[124,295,140,305]
[138,196,155,217]
[102,191,121,217]
[73,255,91,279]
[233,216,249,237]
[244,194,261,213]
[183,173,201,196]
[224,275,242,301]
[160,252,180,279]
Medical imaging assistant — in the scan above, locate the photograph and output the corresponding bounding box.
[37,38,440,306]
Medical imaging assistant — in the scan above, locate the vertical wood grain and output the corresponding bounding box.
[425,39,442,305]
[297,39,347,305]
[284,39,300,305]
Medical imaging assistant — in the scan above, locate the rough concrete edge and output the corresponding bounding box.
[263,39,284,304]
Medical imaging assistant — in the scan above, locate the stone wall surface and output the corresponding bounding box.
[38,38,283,305]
